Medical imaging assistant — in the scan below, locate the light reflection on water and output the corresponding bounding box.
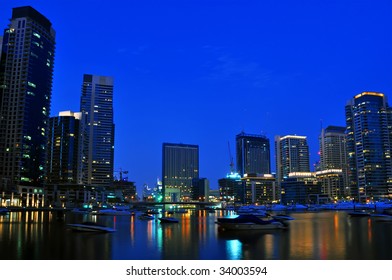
[1,210,392,260]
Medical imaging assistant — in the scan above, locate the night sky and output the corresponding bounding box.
[1,0,392,194]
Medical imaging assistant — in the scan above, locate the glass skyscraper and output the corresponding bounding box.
[236,132,270,176]
[80,74,114,187]
[162,143,199,202]
[0,6,55,191]
[345,92,392,201]
[46,111,84,185]
[275,135,310,183]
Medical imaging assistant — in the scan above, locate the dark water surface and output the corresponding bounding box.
[1,210,391,260]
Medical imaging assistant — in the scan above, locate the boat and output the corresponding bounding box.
[370,211,392,222]
[158,217,179,223]
[216,214,287,231]
[138,213,155,220]
[71,208,92,214]
[0,207,9,215]
[95,208,132,216]
[347,210,371,217]
[67,222,116,232]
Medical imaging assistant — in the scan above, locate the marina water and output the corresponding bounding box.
[0,210,391,260]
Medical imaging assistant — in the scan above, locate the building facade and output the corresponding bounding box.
[319,126,349,199]
[162,143,199,202]
[241,173,276,205]
[80,74,115,188]
[345,92,392,201]
[0,6,56,191]
[236,132,270,176]
[46,111,84,185]
[275,135,310,183]
[191,177,210,202]
[218,173,244,204]
[281,172,321,205]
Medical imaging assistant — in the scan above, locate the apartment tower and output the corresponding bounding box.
[345,92,392,201]
[0,6,55,190]
[162,143,199,202]
[80,74,115,187]
[236,132,270,176]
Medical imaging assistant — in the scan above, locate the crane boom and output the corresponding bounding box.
[228,141,234,173]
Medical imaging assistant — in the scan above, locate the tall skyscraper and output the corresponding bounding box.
[162,143,199,202]
[236,132,270,176]
[275,135,310,184]
[318,126,348,199]
[345,92,392,201]
[0,6,55,191]
[46,111,84,185]
[80,74,114,187]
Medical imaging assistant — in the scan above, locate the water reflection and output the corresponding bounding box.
[1,210,392,260]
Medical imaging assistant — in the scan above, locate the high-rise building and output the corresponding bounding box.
[275,135,310,184]
[0,6,55,191]
[80,74,115,187]
[318,126,348,199]
[236,132,270,176]
[46,111,84,185]
[345,92,392,201]
[162,143,199,202]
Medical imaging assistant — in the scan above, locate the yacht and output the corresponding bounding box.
[216,214,286,231]
[158,217,179,223]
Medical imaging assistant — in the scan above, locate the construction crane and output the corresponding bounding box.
[228,141,235,173]
[114,168,129,181]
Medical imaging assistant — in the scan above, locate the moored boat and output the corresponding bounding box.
[158,217,179,223]
[348,210,371,217]
[138,213,155,220]
[95,208,132,216]
[370,211,392,222]
[216,214,286,231]
[67,222,116,232]
[0,207,9,215]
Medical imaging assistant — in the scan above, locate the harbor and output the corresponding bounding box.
[1,208,392,260]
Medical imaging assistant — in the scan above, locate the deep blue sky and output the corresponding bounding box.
[2,0,392,194]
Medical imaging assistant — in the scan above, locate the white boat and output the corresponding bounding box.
[216,214,286,231]
[67,222,116,232]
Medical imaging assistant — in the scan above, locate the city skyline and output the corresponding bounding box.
[1,1,391,193]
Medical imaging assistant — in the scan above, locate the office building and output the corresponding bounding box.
[191,177,210,202]
[0,6,55,191]
[318,126,349,199]
[236,132,270,176]
[218,173,244,204]
[345,92,392,201]
[275,135,310,184]
[162,143,199,202]
[242,173,277,204]
[80,74,115,187]
[281,172,321,205]
[46,111,84,185]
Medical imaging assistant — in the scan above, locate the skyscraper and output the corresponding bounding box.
[162,143,199,202]
[318,126,348,199]
[275,135,310,184]
[46,111,84,185]
[80,74,114,187]
[345,92,392,201]
[0,6,55,191]
[236,132,270,176]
